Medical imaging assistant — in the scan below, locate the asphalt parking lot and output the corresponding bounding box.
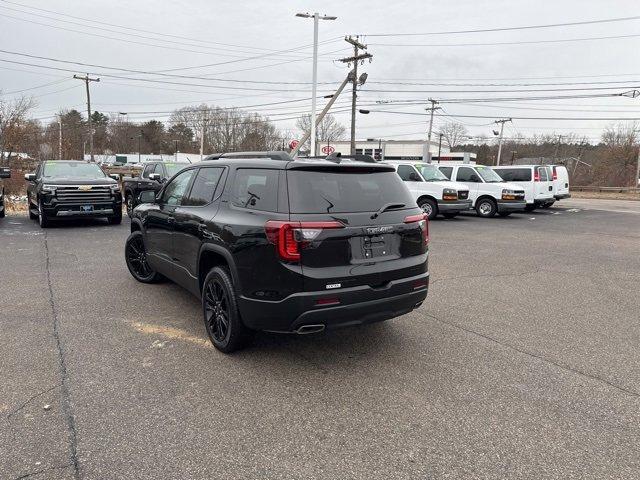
[1,199,639,480]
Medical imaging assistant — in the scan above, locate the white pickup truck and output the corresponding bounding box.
[385,161,472,219]
[437,163,527,217]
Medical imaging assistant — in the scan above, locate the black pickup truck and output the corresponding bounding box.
[26,160,122,228]
[0,166,10,219]
[122,161,187,217]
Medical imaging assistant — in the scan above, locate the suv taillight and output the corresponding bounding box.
[552,166,558,180]
[404,213,429,246]
[265,220,344,262]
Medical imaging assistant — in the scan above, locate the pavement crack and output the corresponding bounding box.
[13,463,73,480]
[6,384,61,419]
[423,311,640,398]
[44,233,81,480]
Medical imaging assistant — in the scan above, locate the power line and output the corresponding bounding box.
[360,15,640,37]
[0,78,70,95]
[368,33,640,47]
[359,110,640,121]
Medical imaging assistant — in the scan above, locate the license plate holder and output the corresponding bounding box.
[80,205,94,212]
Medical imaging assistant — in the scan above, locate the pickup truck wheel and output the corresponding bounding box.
[475,198,497,218]
[418,198,438,220]
[38,201,51,228]
[202,267,250,353]
[108,212,122,225]
[0,202,4,218]
[125,194,134,218]
[125,231,163,283]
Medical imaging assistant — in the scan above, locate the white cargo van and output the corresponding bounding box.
[386,161,472,219]
[437,164,526,217]
[549,165,571,204]
[491,165,554,211]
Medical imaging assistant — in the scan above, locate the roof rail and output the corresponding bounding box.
[204,151,292,161]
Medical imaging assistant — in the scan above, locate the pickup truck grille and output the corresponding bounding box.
[55,185,112,203]
[458,190,469,200]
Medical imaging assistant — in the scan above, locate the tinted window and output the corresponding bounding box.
[231,169,278,212]
[439,166,453,179]
[456,167,480,182]
[142,164,155,179]
[161,169,195,206]
[184,167,223,206]
[496,168,531,182]
[397,165,420,181]
[287,169,414,214]
[415,164,448,181]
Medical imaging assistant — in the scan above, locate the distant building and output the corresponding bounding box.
[84,153,201,164]
[328,139,448,161]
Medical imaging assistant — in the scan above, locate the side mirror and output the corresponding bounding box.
[409,172,421,181]
[24,173,36,182]
[109,174,119,181]
[139,190,157,204]
[0,167,10,179]
[149,173,162,182]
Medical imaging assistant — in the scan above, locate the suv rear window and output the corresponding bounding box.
[287,169,413,214]
[231,168,279,212]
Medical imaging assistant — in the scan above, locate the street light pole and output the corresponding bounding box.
[296,12,337,157]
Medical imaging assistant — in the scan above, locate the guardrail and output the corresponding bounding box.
[571,186,639,193]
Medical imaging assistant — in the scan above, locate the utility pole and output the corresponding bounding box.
[554,134,563,161]
[425,98,440,162]
[635,147,640,188]
[437,133,443,163]
[339,36,372,155]
[58,115,63,160]
[296,13,337,157]
[73,74,100,162]
[173,140,179,162]
[494,118,512,165]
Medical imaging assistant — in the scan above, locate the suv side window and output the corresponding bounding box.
[438,166,453,179]
[183,167,224,207]
[231,169,278,212]
[456,167,481,182]
[397,165,420,181]
[160,169,195,206]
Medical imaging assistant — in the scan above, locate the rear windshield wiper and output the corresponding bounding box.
[370,203,406,219]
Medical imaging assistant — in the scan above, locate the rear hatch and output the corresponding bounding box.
[284,163,427,292]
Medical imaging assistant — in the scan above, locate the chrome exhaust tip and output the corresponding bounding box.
[296,324,326,335]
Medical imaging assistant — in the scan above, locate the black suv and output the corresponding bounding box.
[125,155,429,353]
[26,160,122,228]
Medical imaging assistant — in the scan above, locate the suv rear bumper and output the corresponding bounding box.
[238,272,429,332]
[496,200,526,212]
[438,200,472,212]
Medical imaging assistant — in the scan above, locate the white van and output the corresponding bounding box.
[386,161,472,219]
[549,165,571,204]
[491,165,554,211]
[437,164,526,217]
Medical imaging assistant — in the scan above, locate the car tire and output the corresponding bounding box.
[418,198,438,220]
[498,212,512,217]
[542,201,555,209]
[125,194,134,218]
[108,210,122,225]
[202,266,250,353]
[442,212,458,219]
[0,203,4,218]
[28,201,38,220]
[124,231,163,283]
[524,204,536,212]
[475,198,497,218]
[38,200,51,228]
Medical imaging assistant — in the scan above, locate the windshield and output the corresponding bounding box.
[414,164,449,181]
[164,163,187,177]
[475,166,504,183]
[42,161,106,178]
[287,169,414,213]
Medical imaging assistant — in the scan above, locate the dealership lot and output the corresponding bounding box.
[1,200,639,479]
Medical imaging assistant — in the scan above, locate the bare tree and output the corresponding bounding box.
[295,113,346,152]
[0,95,36,162]
[439,121,468,149]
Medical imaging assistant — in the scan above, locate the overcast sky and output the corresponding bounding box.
[1,0,639,145]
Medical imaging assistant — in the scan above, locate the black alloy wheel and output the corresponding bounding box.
[125,231,162,283]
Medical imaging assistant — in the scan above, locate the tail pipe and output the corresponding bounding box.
[296,324,326,335]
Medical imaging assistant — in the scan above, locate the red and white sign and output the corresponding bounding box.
[289,139,299,150]
[321,145,335,154]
